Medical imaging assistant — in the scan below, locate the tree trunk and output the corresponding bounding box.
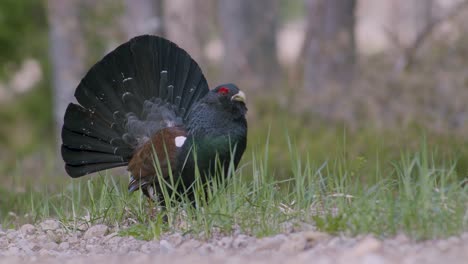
[164,0,214,67]
[123,0,163,38]
[303,0,356,117]
[47,0,86,144]
[218,0,280,90]
[390,0,433,46]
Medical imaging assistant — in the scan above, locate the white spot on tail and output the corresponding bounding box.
[175,136,186,147]
[123,77,133,83]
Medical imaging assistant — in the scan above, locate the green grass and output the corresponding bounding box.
[1,134,466,241]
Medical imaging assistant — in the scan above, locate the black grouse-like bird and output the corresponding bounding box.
[61,35,247,201]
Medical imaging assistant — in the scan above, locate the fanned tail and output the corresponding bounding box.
[61,35,209,177]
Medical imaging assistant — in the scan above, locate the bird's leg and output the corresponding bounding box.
[146,185,157,219]
[146,185,169,223]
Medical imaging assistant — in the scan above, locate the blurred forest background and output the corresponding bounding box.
[1,0,468,185]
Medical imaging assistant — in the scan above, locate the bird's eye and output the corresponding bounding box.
[217,87,229,95]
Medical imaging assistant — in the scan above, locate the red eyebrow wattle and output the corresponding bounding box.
[218,87,229,95]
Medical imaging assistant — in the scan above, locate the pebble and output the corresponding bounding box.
[217,236,233,248]
[58,242,70,251]
[102,232,118,244]
[16,240,34,254]
[0,237,9,249]
[7,246,20,255]
[39,220,60,231]
[140,241,160,253]
[280,231,329,253]
[197,243,217,255]
[46,230,61,243]
[38,248,53,256]
[106,236,122,246]
[19,224,36,235]
[179,239,202,252]
[253,234,287,252]
[232,234,253,249]
[350,236,383,257]
[0,222,466,264]
[6,231,16,240]
[67,235,80,244]
[83,225,108,239]
[167,233,184,246]
[42,242,58,251]
[159,240,175,253]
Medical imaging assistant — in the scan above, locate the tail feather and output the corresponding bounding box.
[61,146,127,166]
[63,104,123,142]
[62,128,119,154]
[65,162,128,178]
[62,35,209,178]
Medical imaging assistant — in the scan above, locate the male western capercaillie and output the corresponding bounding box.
[61,35,247,202]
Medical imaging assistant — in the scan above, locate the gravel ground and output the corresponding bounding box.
[0,220,467,264]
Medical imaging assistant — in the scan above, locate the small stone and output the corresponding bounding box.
[117,245,129,254]
[301,231,329,242]
[38,248,52,255]
[160,239,175,253]
[0,237,9,249]
[281,231,329,253]
[83,225,108,239]
[140,241,160,253]
[167,233,184,246]
[124,238,143,252]
[198,243,217,255]
[106,236,122,246]
[43,242,58,250]
[17,240,34,254]
[59,242,70,250]
[6,231,17,240]
[40,220,61,231]
[86,244,104,253]
[179,240,202,252]
[67,235,79,244]
[351,236,383,257]
[20,224,36,235]
[35,234,48,243]
[46,230,61,243]
[102,232,118,244]
[233,235,253,249]
[254,235,287,252]
[7,246,20,254]
[217,237,233,249]
[32,245,42,252]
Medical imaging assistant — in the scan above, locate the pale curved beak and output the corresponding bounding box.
[231,91,246,103]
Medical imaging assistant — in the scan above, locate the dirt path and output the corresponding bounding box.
[0,220,467,264]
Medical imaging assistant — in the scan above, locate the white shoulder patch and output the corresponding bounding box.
[175,136,187,147]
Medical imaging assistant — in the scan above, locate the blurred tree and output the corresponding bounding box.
[47,0,86,142]
[164,0,215,66]
[389,0,435,72]
[218,0,280,91]
[0,0,46,73]
[413,0,433,34]
[123,0,163,38]
[389,0,433,45]
[303,0,356,117]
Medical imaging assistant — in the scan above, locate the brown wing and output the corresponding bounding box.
[127,126,187,192]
